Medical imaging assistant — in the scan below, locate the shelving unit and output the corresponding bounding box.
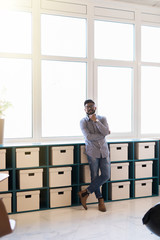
[107,139,159,201]
[0,139,159,214]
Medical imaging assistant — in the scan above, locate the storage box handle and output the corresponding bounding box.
[142,164,146,168]
[119,185,124,188]
[116,147,121,150]
[60,150,66,153]
[141,183,146,186]
[117,166,122,169]
[28,173,35,176]
[58,171,64,175]
[25,152,31,155]
[58,192,64,195]
[25,195,31,198]
[144,146,149,149]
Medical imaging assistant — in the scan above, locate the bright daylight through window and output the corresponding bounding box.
[95,20,134,61]
[141,25,160,134]
[1,3,160,141]
[0,11,32,139]
[97,66,133,133]
[41,15,87,137]
[95,20,134,134]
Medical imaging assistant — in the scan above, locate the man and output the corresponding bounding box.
[78,99,110,212]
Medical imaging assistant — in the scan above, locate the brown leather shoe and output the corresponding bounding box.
[98,198,106,212]
[78,189,89,210]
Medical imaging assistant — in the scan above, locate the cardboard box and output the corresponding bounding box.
[0,193,12,213]
[135,179,152,197]
[49,167,72,187]
[0,171,9,191]
[109,181,130,200]
[19,169,43,189]
[51,146,74,165]
[135,142,155,160]
[50,187,71,208]
[16,148,39,168]
[17,190,40,212]
[80,145,88,163]
[110,162,129,181]
[110,143,128,161]
[0,149,6,169]
[80,165,91,183]
[80,165,102,183]
[135,161,153,178]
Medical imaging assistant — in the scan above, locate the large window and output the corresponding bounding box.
[41,14,86,57]
[0,11,32,139]
[97,66,133,133]
[95,20,134,134]
[41,14,87,138]
[94,20,134,61]
[141,25,160,62]
[42,61,86,137]
[141,67,160,134]
[0,11,31,53]
[1,2,160,142]
[0,58,32,138]
[141,25,160,135]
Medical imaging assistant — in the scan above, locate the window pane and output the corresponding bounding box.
[0,11,32,54]
[41,15,87,57]
[141,26,160,63]
[98,66,132,133]
[141,66,160,133]
[0,59,32,138]
[42,61,86,137]
[95,20,134,61]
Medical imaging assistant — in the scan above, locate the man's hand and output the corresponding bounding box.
[89,114,97,122]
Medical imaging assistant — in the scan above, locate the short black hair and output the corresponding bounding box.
[84,99,95,106]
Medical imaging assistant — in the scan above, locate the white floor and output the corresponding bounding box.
[4,196,160,240]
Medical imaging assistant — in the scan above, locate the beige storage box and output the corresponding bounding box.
[109,181,130,200]
[80,145,88,163]
[110,162,129,181]
[19,168,43,189]
[81,165,91,183]
[135,142,155,160]
[16,148,39,168]
[0,193,12,213]
[135,161,153,178]
[51,146,74,165]
[110,143,128,161]
[17,190,40,212]
[0,149,6,169]
[50,187,71,208]
[0,171,9,192]
[49,167,72,187]
[135,179,152,197]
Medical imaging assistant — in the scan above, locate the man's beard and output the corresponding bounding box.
[87,109,95,115]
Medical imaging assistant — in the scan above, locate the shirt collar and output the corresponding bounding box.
[86,115,90,121]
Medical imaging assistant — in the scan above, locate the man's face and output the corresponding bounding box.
[85,103,96,115]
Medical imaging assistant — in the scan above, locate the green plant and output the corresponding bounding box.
[0,99,12,118]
